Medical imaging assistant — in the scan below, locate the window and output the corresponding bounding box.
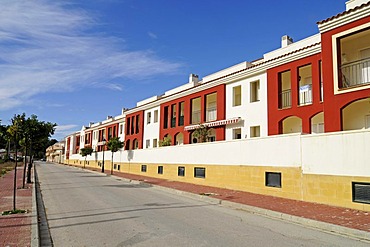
[206,93,217,122]
[133,139,139,149]
[250,80,260,102]
[146,139,150,149]
[233,85,241,106]
[178,166,185,176]
[153,138,158,148]
[141,165,147,172]
[163,106,169,129]
[250,126,260,138]
[114,164,117,169]
[147,112,151,124]
[171,104,176,128]
[233,128,241,139]
[117,165,121,171]
[158,166,163,174]
[126,118,131,135]
[191,97,201,124]
[179,102,185,126]
[319,61,323,102]
[352,182,370,204]
[265,172,281,188]
[154,110,158,123]
[278,70,291,109]
[298,65,312,106]
[119,124,123,135]
[130,116,135,134]
[194,167,206,178]
[135,115,140,134]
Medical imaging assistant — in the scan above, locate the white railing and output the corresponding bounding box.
[299,84,312,105]
[340,57,370,88]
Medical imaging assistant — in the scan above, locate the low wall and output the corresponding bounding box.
[65,130,370,211]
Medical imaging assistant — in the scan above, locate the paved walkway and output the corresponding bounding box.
[97,169,370,234]
[0,167,33,247]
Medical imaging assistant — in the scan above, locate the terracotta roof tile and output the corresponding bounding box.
[317,1,370,25]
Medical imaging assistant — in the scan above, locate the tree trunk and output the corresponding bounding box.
[13,135,17,211]
[111,152,114,175]
[22,143,27,188]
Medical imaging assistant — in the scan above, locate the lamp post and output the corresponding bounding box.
[101,138,106,173]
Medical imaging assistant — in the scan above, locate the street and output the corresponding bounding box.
[36,162,368,247]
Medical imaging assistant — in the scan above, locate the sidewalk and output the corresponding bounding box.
[0,167,33,247]
[96,168,370,239]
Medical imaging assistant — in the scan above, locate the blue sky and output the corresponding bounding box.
[0,0,345,140]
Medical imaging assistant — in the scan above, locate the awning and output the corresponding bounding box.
[184,117,241,131]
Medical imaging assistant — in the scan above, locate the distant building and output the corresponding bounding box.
[46,141,65,163]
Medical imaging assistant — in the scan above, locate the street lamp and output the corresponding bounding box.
[101,138,106,173]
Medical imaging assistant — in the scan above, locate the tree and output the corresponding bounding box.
[80,146,93,169]
[17,114,56,187]
[159,135,172,147]
[193,124,209,143]
[7,114,25,211]
[106,137,124,175]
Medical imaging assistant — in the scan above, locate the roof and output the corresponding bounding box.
[317,1,370,25]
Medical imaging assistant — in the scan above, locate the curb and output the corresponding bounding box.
[31,165,39,247]
[64,164,370,242]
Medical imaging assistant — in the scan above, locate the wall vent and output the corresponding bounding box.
[352,182,370,204]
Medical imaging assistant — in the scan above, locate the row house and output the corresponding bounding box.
[63,0,370,211]
[65,114,125,157]
[123,62,268,150]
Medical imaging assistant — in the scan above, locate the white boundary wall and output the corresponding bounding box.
[71,130,370,177]
[301,129,370,176]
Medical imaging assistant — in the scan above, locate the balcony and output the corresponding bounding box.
[299,84,312,106]
[340,57,370,89]
[279,89,291,109]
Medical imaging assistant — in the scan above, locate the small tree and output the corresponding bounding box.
[107,137,124,175]
[159,135,171,147]
[193,124,209,143]
[80,146,93,169]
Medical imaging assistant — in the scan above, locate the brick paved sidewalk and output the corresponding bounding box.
[96,170,370,233]
[0,167,33,247]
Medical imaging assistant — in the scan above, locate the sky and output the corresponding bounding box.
[0,0,345,140]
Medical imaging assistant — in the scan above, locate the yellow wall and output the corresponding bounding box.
[64,159,370,211]
[303,174,370,211]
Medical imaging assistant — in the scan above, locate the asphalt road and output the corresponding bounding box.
[36,162,369,247]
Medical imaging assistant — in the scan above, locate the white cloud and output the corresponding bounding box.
[53,124,79,140]
[0,0,181,110]
[148,32,158,39]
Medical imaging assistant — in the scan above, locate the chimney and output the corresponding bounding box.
[346,0,368,10]
[189,73,199,84]
[281,35,293,48]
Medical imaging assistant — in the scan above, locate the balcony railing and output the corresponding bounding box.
[206,107,217,122]
[340,57,370,88]
[299,84,312,106]
[279,89,291,109]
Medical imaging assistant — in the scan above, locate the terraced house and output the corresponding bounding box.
[64,0,370,211]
